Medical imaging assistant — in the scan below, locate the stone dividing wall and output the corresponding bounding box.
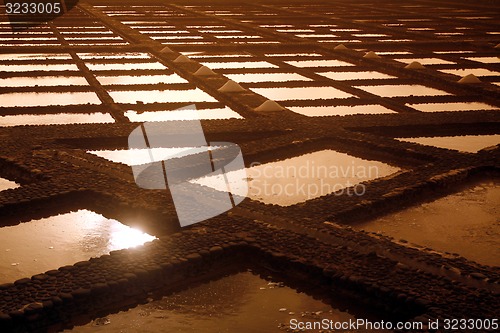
[0,0,499,332]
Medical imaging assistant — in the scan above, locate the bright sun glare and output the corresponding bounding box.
[109,223,157,251]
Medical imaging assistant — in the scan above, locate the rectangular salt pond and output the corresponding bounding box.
[464,57,499,64]
[89,147,210,166]
[0,178,19,191]
[397,135,500,153]
[285,59,355,68]
[356,85,450,97]
[407,102,499,112]
[0,209,156,284]
[439,68,500,77]
[318,71,396,81]
[251,86,355,101]
[395,58,455,65]
[96,74,187,85]
[69,271,373,333]
[201,61,278,69]
[355,179,500,266]
[295,34,338,38]
[0,92,101,107]
[0,63,79,72]
[109,89,217,104]
[193,150,400,206]
[264,53,322,57]
[0,76,89,87]
[225,73,312,83]
[289,105,395,116]
[86,62,167,71]
[77,52,151,60]
[125,107,242,122]
[0,53,71,60]
[0,113,114,127]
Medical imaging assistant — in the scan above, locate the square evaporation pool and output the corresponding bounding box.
[318,71,396,81]
[464,57,499,64]
[397,134,500,153]
[109,89,217,104]
[439,68,500,77]
[0,53,72,61]
[264,53,322,57]
[125,107,243,122]
[225,73,313,83]
[0,209,156,284]
[193,150,401,206]
[86,62,168,71]
[0,92,102,107]
[96,74,188,85]
[0,63,79,72]
[0,178,19,191]
[285,59,355,68]
[394,58,455,65]
[89,147,213,166]
[77,52,152,60]
[289,105,395,116]
[0,113,114,127]
[406,102,499,112]
[68,271,376,333]
[355,179,500,266]
[355,85,451,98]
[201,61,278,69]
[252,87,355,101]
[0,76,89,87]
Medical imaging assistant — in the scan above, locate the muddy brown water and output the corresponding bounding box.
[0,209,155,284]
[397,134,500,153]
[356,179,500,266]
[69,271,377,333]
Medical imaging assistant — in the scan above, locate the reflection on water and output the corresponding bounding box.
[0,178,19,191]
[0,53,71,60]
[70,272,371,333]
[464,57,499,64]
[289,105,395,116]
[0,92,101,107]
[395,58,454,65]
[264,53,322,57]
[109,89,217,104]
[0,113,114,127]
[440,68,500,77]
[201,61,278,69]
[285,59,355,68]
[252,86,355,101]
[0,76,88,87]
[125,107,243,122]
[407,102,499,112]
[86,62,167,71]
[356,180,500,266]
[0,64,79,72]
[96,74,187,85]
[89,147,210,166]
[0,210,156,283]
[397,134,500,153]
[226,73,312,83]
[194,150,400,206]
[318,71,396,81]
[357,85,450,97]
[77,52,151,60]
